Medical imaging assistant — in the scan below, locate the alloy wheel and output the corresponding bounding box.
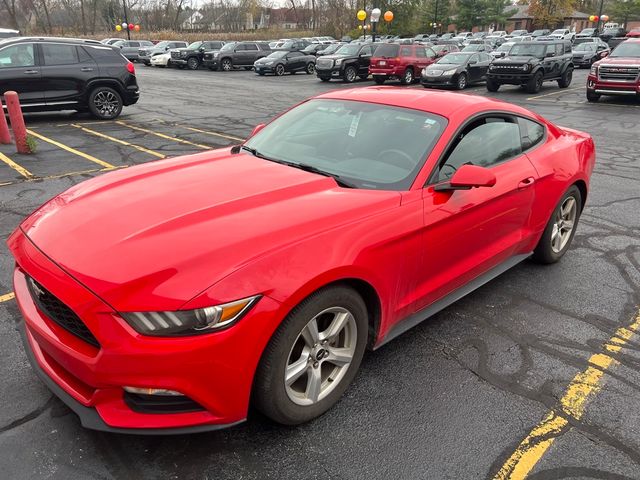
[276,64,285,76]
[93,90,120,118]
[222,59,232,71]
[344,67,356,83]
[457,73,467,90]
[284,307,357,406]
[404,69,413,84]
[551,196,577,253]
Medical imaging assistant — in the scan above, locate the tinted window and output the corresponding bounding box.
[288,51,303,58]
[416,47,427,58]
[85,45,122,62]
[555,43,563,55]
[438,118,522,181]
[375,44,400,57]
[42,44,78,65]
[245,43,259,51]
[399,46,412,56]
[77,46,93,63]
[0,43,35,67]
[129,42,140,47]
[425,47,436,59]
[518,117,545,150]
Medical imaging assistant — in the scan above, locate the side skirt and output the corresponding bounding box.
[374,253,531,349]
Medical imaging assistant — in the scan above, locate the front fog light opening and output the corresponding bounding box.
[124,386,184,396]
[123,387,206,413]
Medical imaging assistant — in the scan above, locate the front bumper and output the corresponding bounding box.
[487,72,531,85]
[421,74,455,86]
[254,64,275,73]
[171,57,188,65]
[203,59,219,69]
[122,85,139,106]
[9,229,281,433]
[587,74,640,96]
[316,67,342,78]
[572,57,593,67]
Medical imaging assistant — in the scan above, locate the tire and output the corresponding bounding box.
[244,66,253,71]
[143,61,151,67]
[253,285,368,425]
[374,76,386,85]
[586,90,600,102]
[526,71,543,94]
[343,65,357,83]
[400,68,414,85]
[456,72,467,90]
[275,64,285,76]
[319,77,330,82]
[306,63,315,74]
[209,66,216,71]
[177,65,185,70]
[221,58,233,71]
[532,185,582,264]
[358,73,369,80]
[187,57,200,70]
[486,78,500,92]
[88,86,123,120]
[258,71,266,76]
[558,67,573,88]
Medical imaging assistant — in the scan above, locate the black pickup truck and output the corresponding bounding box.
[315,43,380,83]
[171,41,225,70]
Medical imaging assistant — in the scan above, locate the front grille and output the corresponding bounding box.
[26,276,100,348]
[138,49,148,56]
[171,51,181,59]
[598,65,640,82]
[316,58,333,69]
[204,53,213,60]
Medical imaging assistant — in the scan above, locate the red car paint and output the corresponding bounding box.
[369,43,437,82]
[587,39,640,98]
[8,88,595,432]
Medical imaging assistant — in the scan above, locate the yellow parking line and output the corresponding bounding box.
[181,126,244,143]
[0,292,15,303]
[26,130,116,169]
[526,86,582,100]
[0,166,126,187]
[494,309,640,479]
[71,124,165,159]
[115,121,212,149]
[0,151,33,178]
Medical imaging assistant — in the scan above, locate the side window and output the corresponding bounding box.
[425,47,436,59]
[0,43,35,68]
[437,117,523,181]
[518,117,545,150]
[361,45,373,56]
[564,43,572,54]
[289,51,302,57]
[77,46,92,63]
[399,46,412,56]
[470,54,479,63]
[555,43,563,56]
[235,44,246,51]
[42,44,79,66]
[129,42,140,48]
[415,47,427,58]
[245,44,259,51]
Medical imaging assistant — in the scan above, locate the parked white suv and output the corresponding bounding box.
[549,29,575,42]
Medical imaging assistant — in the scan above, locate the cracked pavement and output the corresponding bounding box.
[0,66,639,479]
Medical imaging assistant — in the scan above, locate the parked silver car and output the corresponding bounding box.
[113,39,154,61]
[138,40,188,65]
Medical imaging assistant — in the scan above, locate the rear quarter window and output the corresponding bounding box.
[85,45,125,63]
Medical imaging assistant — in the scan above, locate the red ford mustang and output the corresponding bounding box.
[9,88,595,433]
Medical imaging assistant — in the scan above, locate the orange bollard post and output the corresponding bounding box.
[0,97,10,145]
[4,91,29,153]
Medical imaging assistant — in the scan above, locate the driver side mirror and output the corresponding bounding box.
[165,46,170,51]
[600,50,609,57]
[434,165,497,192]
[250,123,266,138]
[545,52,555,58]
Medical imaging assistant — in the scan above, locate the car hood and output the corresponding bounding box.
[320,54,355,61]
[596,56,640,65]
[20,150,400,310]
[493,55,540,65]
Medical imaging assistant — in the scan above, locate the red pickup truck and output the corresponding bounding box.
[587,38,640,102]
[369,43,437,85]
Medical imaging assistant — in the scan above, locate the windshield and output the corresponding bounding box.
[509,43,547,57]
[611,42,640,58]
[497,43,513,52]
[437,53,468,65]
[187,41,202,50]
[266,51,287,59]
[575,43,596,52]
[220,42,236,51]
[532,30,545,35]
[551,30,566,35]
[323,44,341,54]
[335,44,361,56]
[463,44,482,51]
[243,99,446,190]
[581,29,594,34]
[155,41,169,48]
[375,44,400,57]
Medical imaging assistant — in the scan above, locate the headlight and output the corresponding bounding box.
[444,68,458,75]
[522,64,531,71]
[265,61,274,65]
[489,64,495,70]
[421,68,427,76]
[213,52,219,58]
[590,64,598,75]
[121,295,261,336]
[335,58,343,65]
[180,52,187,57]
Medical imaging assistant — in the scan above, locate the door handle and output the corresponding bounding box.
[518,177,535,189]
[80,67,94,72]
[23,70,38,75]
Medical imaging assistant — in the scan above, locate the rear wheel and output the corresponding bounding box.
[319,76,330,82]
[275,64,285,76]
[253,286,368,425]
[558,67,573,88]
[586,90,600,102]
[343,66,357,83]
[187,57,200,70]
[400,68,414,85]
[456,72,468,90]
[88,87,123,120]
[358,73,369,80]
[532,185,582,264]
[526,71,543,94]
[244,66,253,71]
[374,76,386,85]
[486,78,500,92]
[306,63,315,74]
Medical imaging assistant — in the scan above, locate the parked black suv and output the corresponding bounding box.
[486,41,573,93]
[171,41,225,70]
[0,37,138,119]
[204,42,270,71]
[315,43,380,83]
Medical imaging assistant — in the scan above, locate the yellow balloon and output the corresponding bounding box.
[589,15,595,22]
[115,24,122,31]
[357,9,367,21]
[384,11,394,22]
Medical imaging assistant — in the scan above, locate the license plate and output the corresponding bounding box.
[379,61,386,66]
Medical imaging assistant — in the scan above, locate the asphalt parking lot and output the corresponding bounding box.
[1,66,639,479]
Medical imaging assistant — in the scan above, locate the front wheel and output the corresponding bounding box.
[221,58,233,71]
[526,71,543,94]
[88,87,123,120]
[586,90,600,102]
[486,78,500,92]
[306,63,315,74]
[275,64,285,76]
[343,66,357,83]
[532,185,582,264]
[558,67,573,88]
[187,57,200,70]
[400,68,414,85]
[456,72,467,90]
[253,286,368,425]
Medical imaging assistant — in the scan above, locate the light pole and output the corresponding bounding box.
[370,8,381,43]
[122,0,131,40]
[433,0,439,34]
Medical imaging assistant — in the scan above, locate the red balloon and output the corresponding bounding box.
[128,23,134,30]
[593,16,599,22]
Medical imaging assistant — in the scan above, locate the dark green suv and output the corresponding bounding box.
[486,41,574,93]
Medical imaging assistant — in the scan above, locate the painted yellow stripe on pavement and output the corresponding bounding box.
[115,121,211,149]
[71,124,165,159]
[26,129,116,169]
[0,166,126,187]
[0,292,15,303]
[494,310,640,479]
[181,126,244,143]
[527,86,582,101]
[0,151,33,178]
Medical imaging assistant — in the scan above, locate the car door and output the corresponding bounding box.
[358,45,374,74]
[467,53,481,81]
[244,43,260,64]
[475,53,491,80]
[287,51,304,71]
[40,43,97,105]
[0,42,44,105]
[414,115,539,311]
